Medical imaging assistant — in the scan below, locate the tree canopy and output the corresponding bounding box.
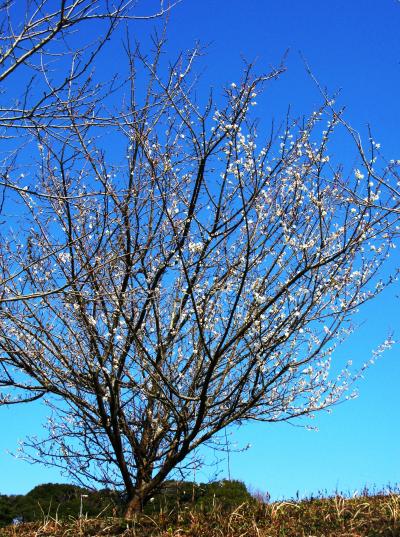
[0,3,399,517]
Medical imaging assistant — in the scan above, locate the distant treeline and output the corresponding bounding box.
[0,480,252,527]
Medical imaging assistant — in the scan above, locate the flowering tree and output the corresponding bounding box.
[0,0,176,295]
[0,1,174,118]
[0,39,399,515]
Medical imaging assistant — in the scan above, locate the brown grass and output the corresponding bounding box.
[1,492,400,537]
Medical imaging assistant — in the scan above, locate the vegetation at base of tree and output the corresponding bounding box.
[0,480,252,527]
[1,489,399,536]
[0,483,119,527]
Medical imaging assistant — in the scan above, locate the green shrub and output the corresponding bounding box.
[197,480,253,511]
[0,483,122,526]
[143,479,252,514]
[0,479,251,525]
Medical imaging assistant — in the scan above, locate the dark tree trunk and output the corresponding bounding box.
[125,494,144,517]
[124,469,154,517]
[123,455,184,517]
[124,486,152,517]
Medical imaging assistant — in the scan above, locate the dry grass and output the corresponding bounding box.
[1,492,400,537]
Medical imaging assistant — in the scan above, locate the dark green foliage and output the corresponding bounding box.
[0,494,19,527]
[198,479,252,510]
[143,479,252,514]
[143,480,199,513]
[0,483,123,527]
[0,480,251,526]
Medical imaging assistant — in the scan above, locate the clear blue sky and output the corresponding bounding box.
[1,0,400,499]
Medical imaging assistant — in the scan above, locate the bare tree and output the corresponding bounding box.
[0,40,399,516]
[0,0,177,293]
[0,1,177,122]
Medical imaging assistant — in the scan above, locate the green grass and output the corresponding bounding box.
[1,490,400,536]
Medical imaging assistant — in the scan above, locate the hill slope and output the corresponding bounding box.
[1,490,399,536]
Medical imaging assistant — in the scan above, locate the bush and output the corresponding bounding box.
[0,480,251,525]
[198,480,253,511]
[0,484,123,526]
[143,479,252,514]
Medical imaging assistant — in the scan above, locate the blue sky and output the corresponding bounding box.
[1,0,400,498]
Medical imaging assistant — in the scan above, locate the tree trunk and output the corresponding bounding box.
[124,486,152,518]
[125,493,144,518]
[124,459,156,517]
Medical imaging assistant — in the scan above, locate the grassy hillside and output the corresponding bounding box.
[1,488,399,536]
